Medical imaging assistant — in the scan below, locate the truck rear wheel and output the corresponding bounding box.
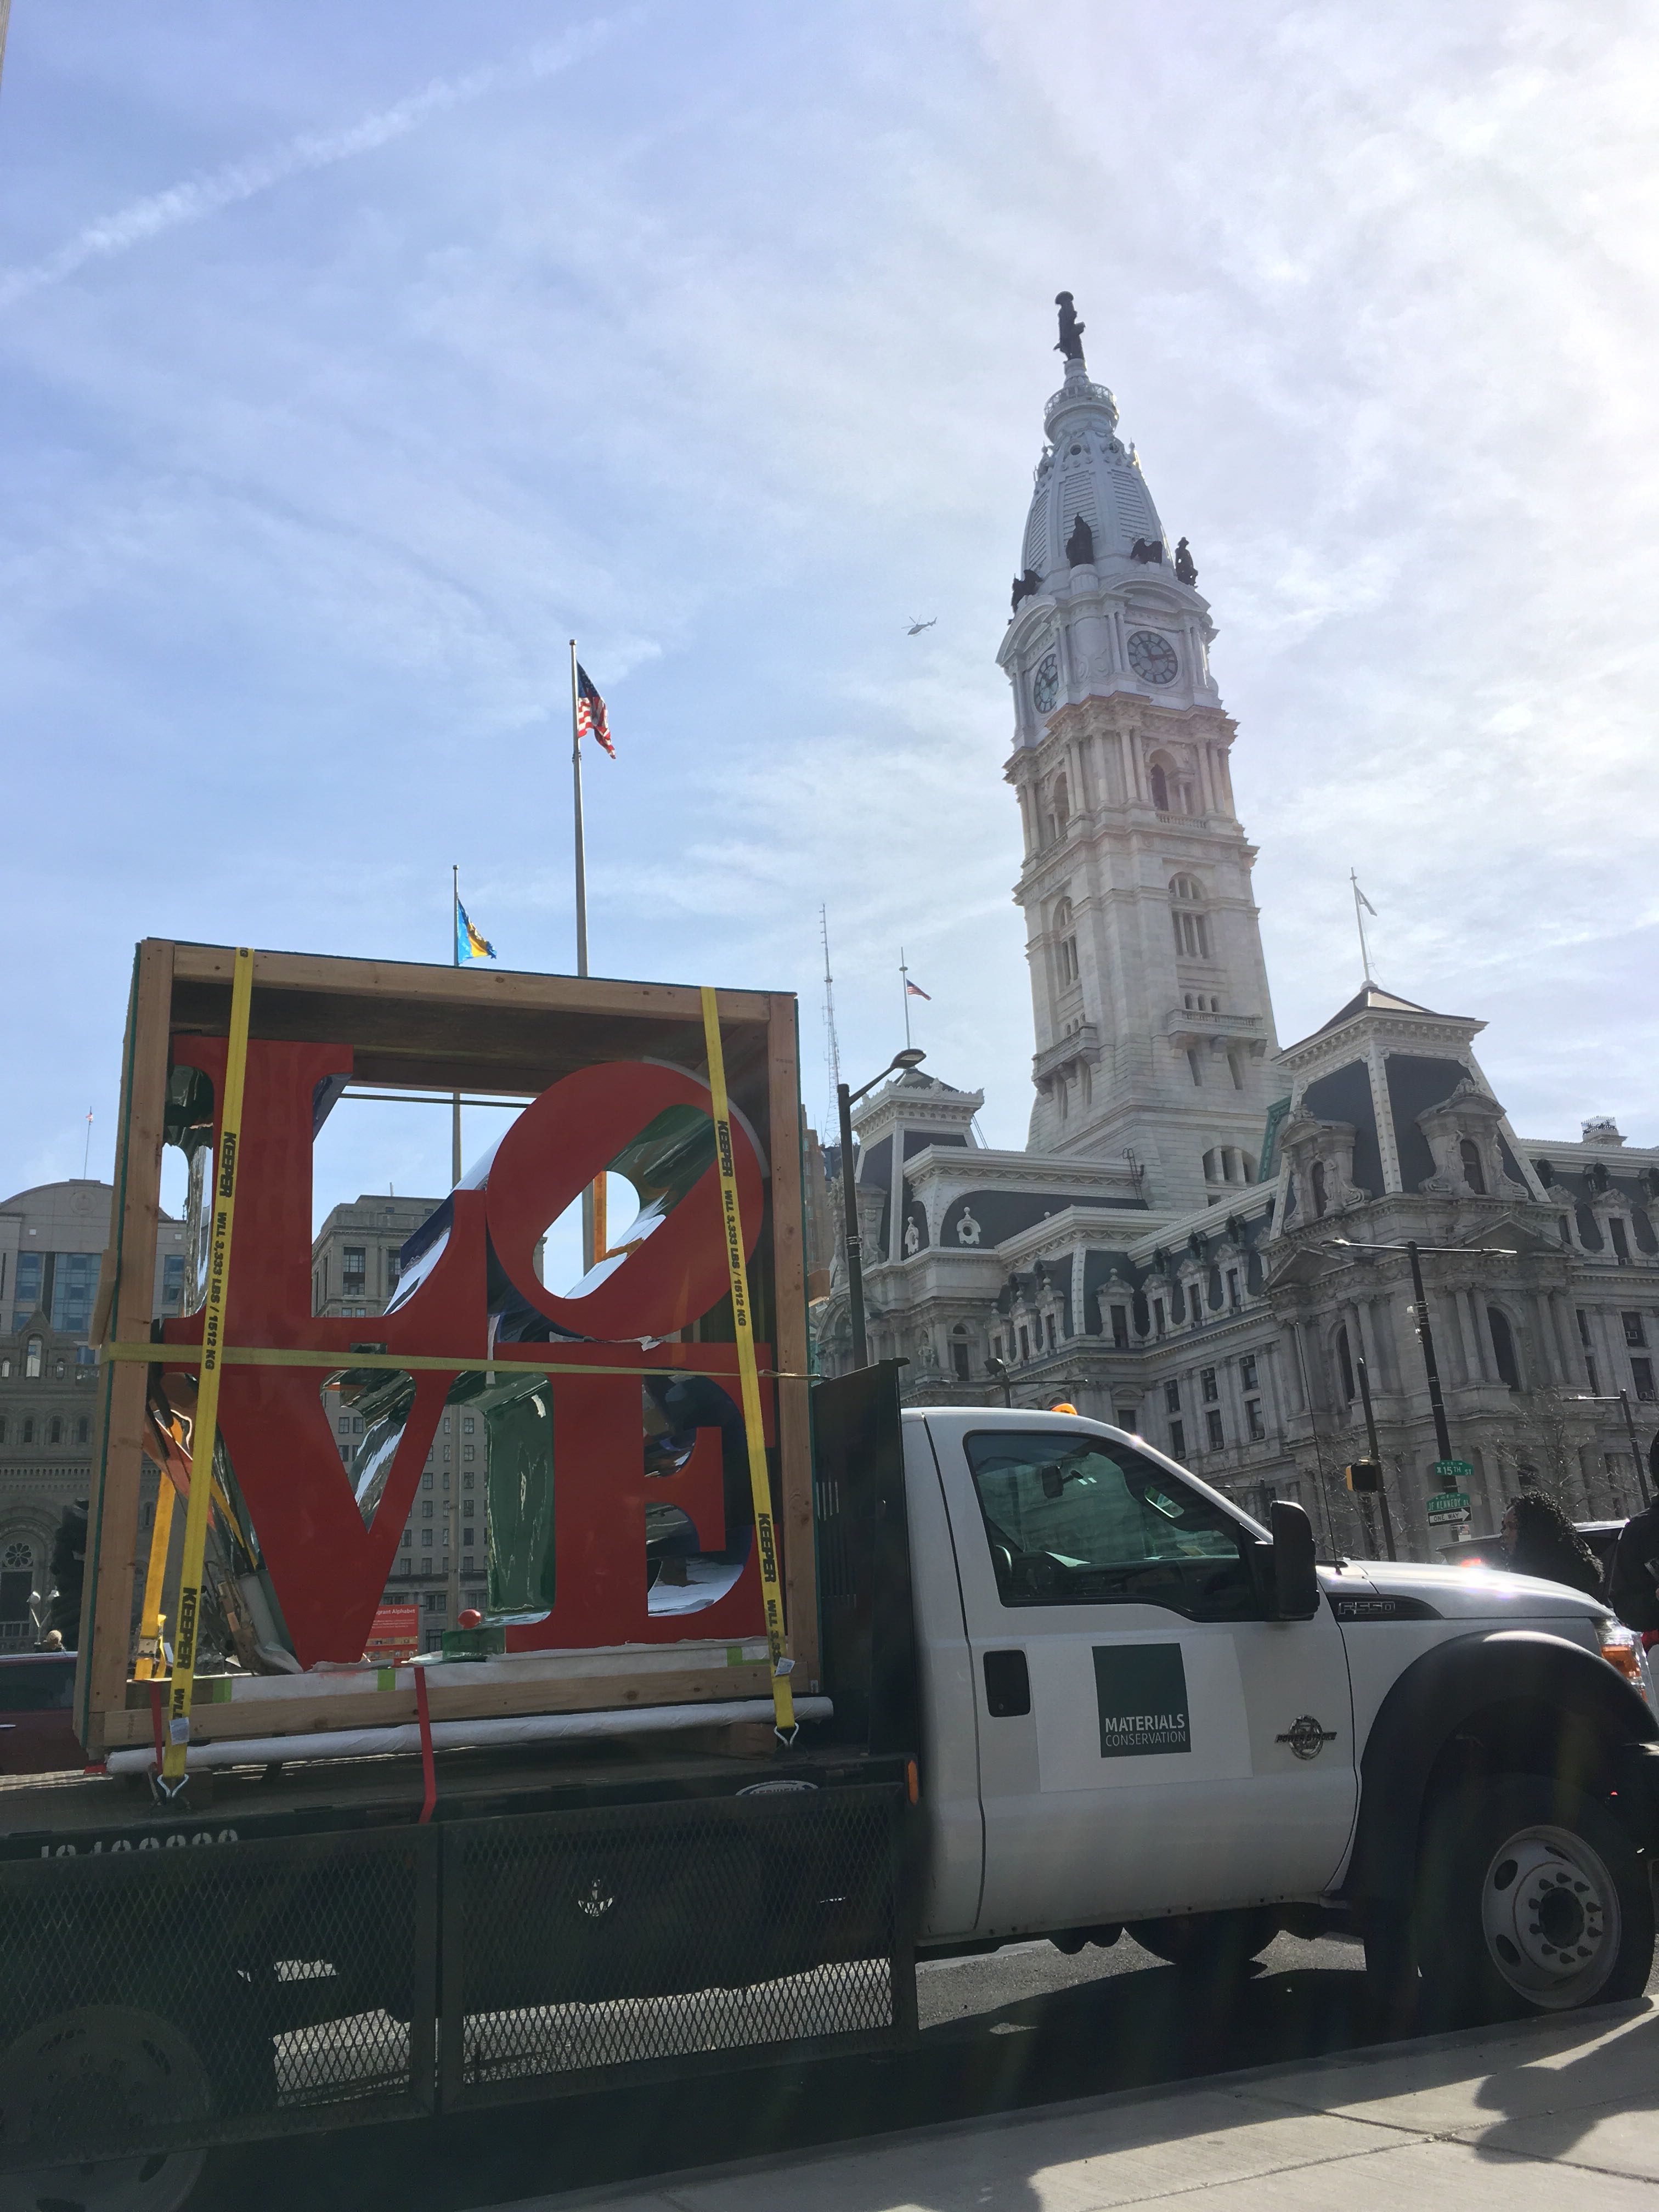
[1126,1908,1279,1976]
[1373,1775,1654,2029]
[0,2006,210,2212]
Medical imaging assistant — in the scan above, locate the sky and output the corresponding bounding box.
[3,0,1657,1234]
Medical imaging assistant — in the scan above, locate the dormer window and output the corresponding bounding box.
[1459,1138,1487,1196]
[1311,1160,1328,1217]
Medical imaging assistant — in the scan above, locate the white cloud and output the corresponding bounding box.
[3,0,1658,1217]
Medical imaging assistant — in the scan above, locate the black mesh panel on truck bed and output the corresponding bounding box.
[0,1824,437,2171]
[439,1781,908,2106]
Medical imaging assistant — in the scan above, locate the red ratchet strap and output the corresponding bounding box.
[414,1663,437,1825]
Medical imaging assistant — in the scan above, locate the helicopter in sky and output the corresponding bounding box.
[906,616,937,636]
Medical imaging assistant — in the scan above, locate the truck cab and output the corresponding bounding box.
[891,1403,1659,2021]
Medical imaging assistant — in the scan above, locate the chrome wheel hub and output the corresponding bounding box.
[1480,1824,1618,2008]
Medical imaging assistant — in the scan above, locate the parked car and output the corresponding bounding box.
[0,1651,80,1775]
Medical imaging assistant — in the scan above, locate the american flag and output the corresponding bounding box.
[575,664,614,758]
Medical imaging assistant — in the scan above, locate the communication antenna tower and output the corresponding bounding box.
[820,905,842,1132]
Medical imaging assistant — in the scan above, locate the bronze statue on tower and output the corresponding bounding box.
[1054,291,1085,363]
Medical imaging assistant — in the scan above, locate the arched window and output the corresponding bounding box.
[75,1416,89,1445]
[1311,1159,1328,1217]
[1488,1307,1521,1389]
[1169,875,1210,960]
[21,1419,34,1445]
[24,1338,41,1380]
[1149,762,1170,811]
[1053,897,1079,986]
[1335,1325,1357,1402]
[1460,1138,1487,1196]
[1048,777,1070,842]
[951,1324,972,1383]
[47,1418,62,1446]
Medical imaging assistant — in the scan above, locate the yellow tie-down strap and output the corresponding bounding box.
[161,945,255,1791]
[700,985,795,1743]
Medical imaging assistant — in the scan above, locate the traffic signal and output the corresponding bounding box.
[1345,1459,1383,1494]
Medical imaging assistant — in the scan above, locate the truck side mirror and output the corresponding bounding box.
[1268,1500,1320,1620]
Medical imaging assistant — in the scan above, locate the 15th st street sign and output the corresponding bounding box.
[1427,1460,1475,1524]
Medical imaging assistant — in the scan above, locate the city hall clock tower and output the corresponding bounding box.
[998,296,1280,1214]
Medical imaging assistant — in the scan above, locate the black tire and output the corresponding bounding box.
[1126,1908,1279,1975]
[0,2006,212,2212]
[1371,1774,1655,2031]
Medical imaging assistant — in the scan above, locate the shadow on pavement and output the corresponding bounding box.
[206,1945,1402,2211]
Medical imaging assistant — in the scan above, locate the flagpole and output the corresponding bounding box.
[1351,869,1373,986]
[571,641,597,1273]
[900,947,912,1051]
[451,865,462,1186]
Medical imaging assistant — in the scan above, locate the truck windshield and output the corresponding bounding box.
[964,1431,1256,1618]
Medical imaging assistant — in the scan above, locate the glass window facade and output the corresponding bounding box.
[49,1252,99,1336]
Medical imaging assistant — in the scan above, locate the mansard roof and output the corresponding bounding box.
[1316,983,1440,1033]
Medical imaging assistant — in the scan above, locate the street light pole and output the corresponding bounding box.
[1355,1354,1397,1561]
[836,1046,927,1370]
[1618,1389,1652,1510]
[835,1079,868,1370]
[1405,1239,1455,1465]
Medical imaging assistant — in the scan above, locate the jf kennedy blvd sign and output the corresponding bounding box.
[157,1036,772,1668]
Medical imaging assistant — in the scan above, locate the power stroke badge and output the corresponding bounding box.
[1092,1643,1191,1758]
[1277,1715,1338,1760]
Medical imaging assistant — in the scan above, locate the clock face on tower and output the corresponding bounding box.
[1127,630,1178,685]
[1031,652,1059,714]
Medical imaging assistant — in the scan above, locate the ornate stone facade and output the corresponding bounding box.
[814,320,1659,1559]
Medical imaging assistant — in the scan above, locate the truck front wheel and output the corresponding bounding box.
[1372,1775,1654,2029]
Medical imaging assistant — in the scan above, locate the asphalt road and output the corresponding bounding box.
[202,1926,1434,2211]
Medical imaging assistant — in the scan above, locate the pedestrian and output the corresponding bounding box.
[1500,1490,1604,1597]
[1608,1435,1659,1634]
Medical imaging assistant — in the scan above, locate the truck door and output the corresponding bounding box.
[923,1414,1356,1937]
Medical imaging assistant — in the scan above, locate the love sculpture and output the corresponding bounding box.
[156,1037,772,1668]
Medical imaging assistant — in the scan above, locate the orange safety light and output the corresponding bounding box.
[1051,1401,1078,1417]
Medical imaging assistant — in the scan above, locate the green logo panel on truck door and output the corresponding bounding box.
[1092,1643,1192,1758]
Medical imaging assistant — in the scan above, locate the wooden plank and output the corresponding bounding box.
[99,1661,775,1747]
[169,942,775,1026]
[766,992,820,1689]
[79,939,174,1757]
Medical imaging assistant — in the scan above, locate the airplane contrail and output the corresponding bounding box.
[0,16,620,312]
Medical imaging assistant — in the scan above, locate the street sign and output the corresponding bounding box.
[1425,1489,1471,1520]
[1427,1509,1471,1526]
[1433,1459,1475,1483]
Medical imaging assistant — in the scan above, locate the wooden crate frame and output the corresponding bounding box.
[77,940,816,1758]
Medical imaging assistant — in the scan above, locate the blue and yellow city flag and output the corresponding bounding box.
[456,900,495,963]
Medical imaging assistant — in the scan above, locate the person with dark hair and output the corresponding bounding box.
[1501,1491,1604,1596]
[1608,1434,1659,1634]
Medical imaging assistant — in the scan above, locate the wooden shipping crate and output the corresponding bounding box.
[77,941,815,1758]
